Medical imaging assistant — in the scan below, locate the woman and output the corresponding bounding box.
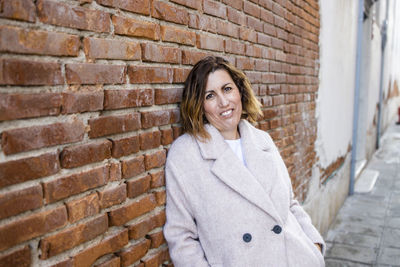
[163,56,325,266]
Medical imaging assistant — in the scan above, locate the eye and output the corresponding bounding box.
[224,86,233,92]
[205,93,214,100]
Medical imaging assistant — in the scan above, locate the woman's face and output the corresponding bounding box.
[203,69,242,140]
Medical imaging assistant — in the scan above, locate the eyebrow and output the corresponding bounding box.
[205,82,232,93]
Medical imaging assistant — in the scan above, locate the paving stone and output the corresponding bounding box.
[325,259,372,267]
[325,231,380,248]
[377,247,400,266]
[382,228,400,249]
[325,243,378,264]
[386,217,400,229]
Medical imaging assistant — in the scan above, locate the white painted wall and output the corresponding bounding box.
[315,0,358,169]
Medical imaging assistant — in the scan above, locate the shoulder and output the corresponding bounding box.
[167,133,200,163]
[241,120,276,149]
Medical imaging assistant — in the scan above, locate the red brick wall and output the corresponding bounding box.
[0,0,320,266]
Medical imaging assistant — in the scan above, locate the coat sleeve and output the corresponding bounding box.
[163,159,210,267]
[288,191,326,255]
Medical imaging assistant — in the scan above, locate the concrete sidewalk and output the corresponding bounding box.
[324,122,400,266]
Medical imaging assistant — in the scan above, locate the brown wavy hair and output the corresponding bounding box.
[180,56,262,140]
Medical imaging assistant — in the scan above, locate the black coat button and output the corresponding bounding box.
[272,225,282,234]
[243,233,252,242]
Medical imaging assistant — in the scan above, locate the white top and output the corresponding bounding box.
[225,138,247,166]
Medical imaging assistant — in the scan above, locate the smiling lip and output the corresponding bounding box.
[220,109,233,117]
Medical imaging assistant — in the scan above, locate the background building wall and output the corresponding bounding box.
[0,0,321,266]
[304,0,358,234]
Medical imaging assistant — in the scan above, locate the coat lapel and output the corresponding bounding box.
[196,121,282,224]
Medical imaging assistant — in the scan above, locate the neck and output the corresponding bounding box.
[221,129,240,140]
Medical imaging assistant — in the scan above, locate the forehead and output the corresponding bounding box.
[205,69,234,91]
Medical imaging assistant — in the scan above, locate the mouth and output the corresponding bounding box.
[220,109,233,117]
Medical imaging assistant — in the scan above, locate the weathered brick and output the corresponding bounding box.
[1,120,85,155]
[222,0,243,10]
[154,190,166,205]
[37,0,110,32]
[0,206,67,251]
[118,239,151,267]
[141,43,181,64]
[227,6,246,25]
[225,39,245,55]
[40,214,108,259]
[0,0,35,22]
[83,37,141,60]
[148,230,165,248]
[111,135,140,158]
[140,131,161,151]
[141,110,172,128]
[65,193,100,223]
[170,0,202,10]
[257,32,272,46]
[73,229,128,267]
[196,34,224,52]
[154,88,183,105]
[172,126,183,139]
[49,258,73,267]
[198,15,217,33]
[247,16,263,32]
[0,185,43,220]
[203,0,226,19]
[98,184,127,209]
[89,113,140,138]
[121,155,145,179]
[127,175,151,198]
[43,165,108,203]
[94,256,120,267]
[144,150,166,170]
[0,245,31,267]
[128,65,173,84]
[160,25,196,46]
[104,89,153,110]
[113,15,160,40]
[0,152,60,189]
[150,170,165,188]
[161,129,173,145]
[66,63,126,85]
[96,0,150,15]
[152,0,189,25]
[173,68,190,83]
[217,20,239,38]
[61,90,104,114]
[240,27,257,43]
[60,140,112,169]
[128,210,165,240]
[244,1,260,18]
[0,93,62,121]
[108,194,157,226]
[0,58,63,86]
[246,44,263,58]
[181,50,209,65]
[0,25,79,56]
[109,162,122,182]
[141,248,169,267]
[236,57,254,70]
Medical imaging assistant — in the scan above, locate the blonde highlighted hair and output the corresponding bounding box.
[180,56,262,140]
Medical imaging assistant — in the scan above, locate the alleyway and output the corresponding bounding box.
[324,122,400,266]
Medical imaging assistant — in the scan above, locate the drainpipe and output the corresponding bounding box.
[349,0,365,195]
[376,0,389,149]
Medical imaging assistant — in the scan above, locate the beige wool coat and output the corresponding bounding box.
[164,120,325,267]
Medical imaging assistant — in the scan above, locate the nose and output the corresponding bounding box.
[218,95,229,107]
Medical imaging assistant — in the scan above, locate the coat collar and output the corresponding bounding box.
[196,120,282,223]
[197,120,272,160]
